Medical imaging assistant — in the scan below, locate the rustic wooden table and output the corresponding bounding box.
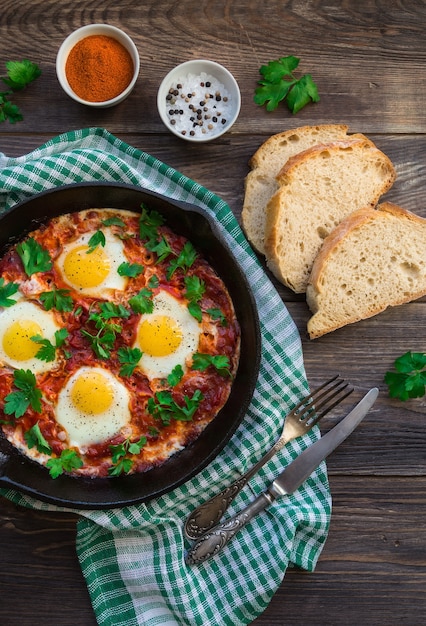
[1,1,426,624]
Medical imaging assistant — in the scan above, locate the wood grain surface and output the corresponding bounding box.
[1,1,426,624]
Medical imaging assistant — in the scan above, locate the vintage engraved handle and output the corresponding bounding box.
[185,491,274,565]
[184,437,287,540]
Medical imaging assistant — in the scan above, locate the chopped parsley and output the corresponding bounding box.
[147,389,203,425]
[128,287,154,314]
[4,369,42,417]
[24,422,52,455]
[117,346,143,377]
[39,287,73,312]
[86,230,106,253]
[118,261,144,278]
[46,449,83,478]
[384,351,426,401]
[16,237,52,276]
[31,328,69,362]
[108,436,147,476]
[192,353,232,378]
[0,277,19,307]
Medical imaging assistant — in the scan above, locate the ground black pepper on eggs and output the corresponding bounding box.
[164,72,232,138]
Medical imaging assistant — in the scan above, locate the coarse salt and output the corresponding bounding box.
[165,72,233,138]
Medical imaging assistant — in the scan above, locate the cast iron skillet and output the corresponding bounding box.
[0,183,261,509]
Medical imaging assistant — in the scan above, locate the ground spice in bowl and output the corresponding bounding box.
[65,34,134,102]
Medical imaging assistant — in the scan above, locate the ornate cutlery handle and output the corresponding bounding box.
[184,436,287,540]
[185,491,274,565]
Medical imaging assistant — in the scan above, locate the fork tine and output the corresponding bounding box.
[293,376,354,424]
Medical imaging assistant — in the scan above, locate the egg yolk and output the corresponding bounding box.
[2,320,42,361]
[63,244,111,288]
[71,370,115,415]
[138,315,183,357]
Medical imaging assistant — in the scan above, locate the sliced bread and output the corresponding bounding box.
[241,124,351,254]
[264,138,396,293]
[306,202,426,339]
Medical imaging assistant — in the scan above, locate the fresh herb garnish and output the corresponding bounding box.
[4,369,42,417]
[0,59,41,124]
[147,389,203,425]
[24,422,52,455]
[117,261,144,278]
[254,55,319,114]
[16,237,52,276]
[146,235,174,263]
[167,364,184,387]
[184,275,205,322]
[87,230,106,253]
[128,287,154,314]
[192,353,232,378]
[207,307,227,326]
[31,328,69,362]
[139,205,164,241]
[384,351,426,401]
[117,346,143,377]
[0,277,19,307]
[167,242,198,279]
[108,435,147,476]
[39,287,73,312]
[82,303,126,359]
[46,449,83,478]
[102,216,126,228]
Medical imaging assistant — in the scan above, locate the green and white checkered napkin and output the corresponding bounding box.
[0,127,331,626]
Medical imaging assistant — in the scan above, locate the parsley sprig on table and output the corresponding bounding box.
[384,351,426,401]
[254,55,319,114]
[0,59,41,124]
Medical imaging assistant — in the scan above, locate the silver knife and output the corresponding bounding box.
[185,387,378,565]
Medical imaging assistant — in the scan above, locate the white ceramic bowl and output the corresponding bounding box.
[56,24,140,108]
[157,60,241,142]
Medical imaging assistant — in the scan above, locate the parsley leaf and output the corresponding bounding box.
[167,242,198,279]
[102,216,126,228]
[46,449,83,478]
[16,237,52,276]
[0,59,41,124]
[147,389,203,425]
[87,230,106,253]
[98,301,130,320]
[128,288,154,314]
[4,369,42,417]
[207,307,227,326]
[254,55,319,114]
[0,277,19,307]
[139,205,165,241]
[192,353,232,378]
[31,328,69,362]
[117,346,142,377]
[384,351,426,401]
[117,261,144,278]
[184,275,205,322]
[108,435,147,476]
[146,235,174,263]
[39,288,73,312]
[24,422,52,455]
[167,364,184,387]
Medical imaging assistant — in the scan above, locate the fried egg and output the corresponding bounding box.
[0,300,61,373]
[56,230,127,297]
[56,366,131,448]
[135,290,201,379]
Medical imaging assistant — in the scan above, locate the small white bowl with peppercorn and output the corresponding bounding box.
[157,60,241,142]
[56,24,140,108]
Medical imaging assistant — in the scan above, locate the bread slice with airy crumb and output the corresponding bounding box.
[264,138,396,293]
[307,202,426,339]
[241,124,352,254]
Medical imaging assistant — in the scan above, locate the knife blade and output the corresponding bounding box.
[185,387,378,565]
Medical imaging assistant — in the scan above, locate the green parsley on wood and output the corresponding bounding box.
[254,55,319,114]
[0,59,41,124]
[384,351,426,401]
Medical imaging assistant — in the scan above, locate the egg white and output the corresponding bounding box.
[135,290,201,380]
[56,230,127,297]
[55,366,131,448]
[0,299,61,373]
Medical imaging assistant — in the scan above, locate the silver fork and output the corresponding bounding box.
[184,376,353,540]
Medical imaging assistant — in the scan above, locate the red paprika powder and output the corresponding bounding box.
[65,34,134,102]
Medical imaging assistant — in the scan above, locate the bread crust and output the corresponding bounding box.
[241,124,351,254]
[264,139,396,293]
[307,202,426,338]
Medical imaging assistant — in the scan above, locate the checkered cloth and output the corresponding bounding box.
[0,127,331,626]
